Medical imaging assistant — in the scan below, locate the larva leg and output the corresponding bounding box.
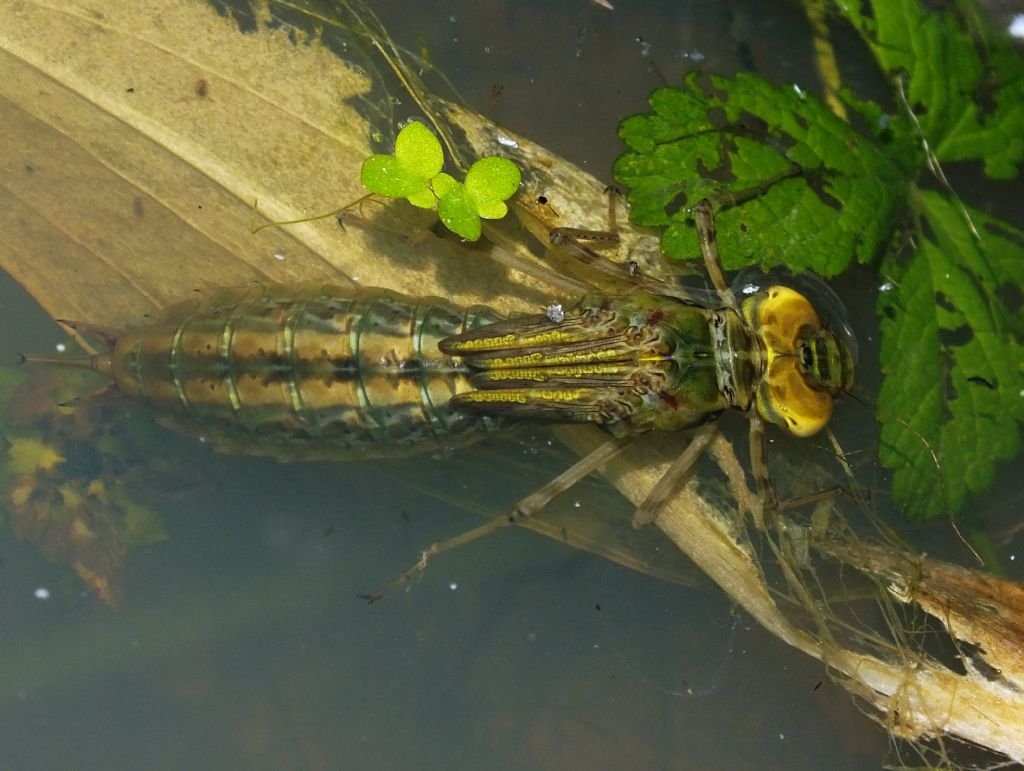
[691,166,805,309]
[747,414,776,529]
[748,414,848,525]
[631,423,718,528]
[361,435,632,603]
[548,188,683,295]
[691,200,737,310]
[548,223,683,297]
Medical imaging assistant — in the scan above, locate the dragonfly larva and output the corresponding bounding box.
[41,200,856,599]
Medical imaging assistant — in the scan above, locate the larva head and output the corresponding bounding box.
[741,283,855,438]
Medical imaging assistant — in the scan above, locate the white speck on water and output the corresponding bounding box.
[55,342,66,353]
[635,37,652,57]
[448,582,458,591]
[778,733,786,741]
[483,44,494,54]
[573,500,581,508]
[679,47,705,62]
[1009,13,1024,39]
[496,133,519,149]
[449,14,457,22]
[33,587,50,600]
[273,253,286,261]
[526,631,537,642]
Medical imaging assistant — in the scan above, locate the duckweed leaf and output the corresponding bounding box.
[436,180,481,241]
[839,0,1024,180]
[360,121,443,206]
[361,122,520,239]
[877,190,1024,520]
[430,171,459,199]
[432,157,521,241]
[614,72,907,277]
[464,156,521,219]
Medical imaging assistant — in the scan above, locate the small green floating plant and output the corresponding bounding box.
[360,120,521,241]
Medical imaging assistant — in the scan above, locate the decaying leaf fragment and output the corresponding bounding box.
[1,369,169,604]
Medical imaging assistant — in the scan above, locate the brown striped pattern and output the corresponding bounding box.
[108,286,505,459]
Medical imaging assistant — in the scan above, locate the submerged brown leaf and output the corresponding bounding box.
[0,0,552,328]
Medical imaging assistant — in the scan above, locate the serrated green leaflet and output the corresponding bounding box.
[840,0,1024,180]
[614,72,906,277]
[877,191,1023,520]
[612,1,1023,523]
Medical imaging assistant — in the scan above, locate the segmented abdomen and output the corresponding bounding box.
[109,285,506,459]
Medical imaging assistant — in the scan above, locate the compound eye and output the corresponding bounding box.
[800,345,814,369]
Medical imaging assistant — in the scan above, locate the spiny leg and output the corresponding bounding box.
[775,486,846,512]
[548,188,682,295]
[747,414,777,530]
[548,227,643,286]
[548,189,630,288]
[484,240,594,297]
[691,166,805,308]
[549,226,684,296]
[361,435,632,603]
[691,200,737,310]
[748,414,848,526]
[631,423,718,528]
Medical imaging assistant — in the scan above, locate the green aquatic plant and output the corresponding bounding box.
[613,0,1024,523]
[614,71,910,277]
[360,120,521,240]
